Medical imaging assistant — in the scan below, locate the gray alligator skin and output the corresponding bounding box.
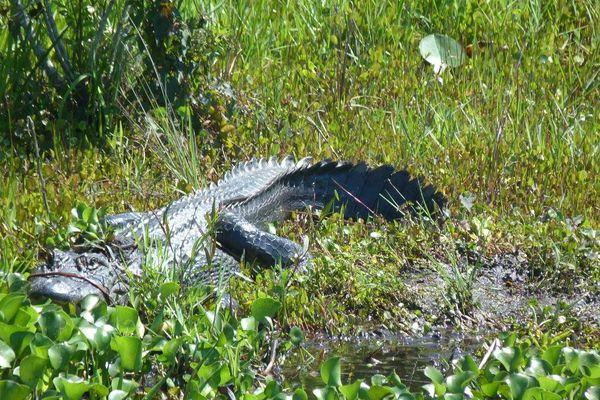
[29,156,445,304]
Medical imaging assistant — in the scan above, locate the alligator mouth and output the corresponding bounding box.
[29,271,111,303]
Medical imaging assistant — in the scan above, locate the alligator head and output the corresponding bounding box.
[29,239,141,304]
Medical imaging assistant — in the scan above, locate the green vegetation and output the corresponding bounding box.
[0,0,598,398]
[1,275,599,399]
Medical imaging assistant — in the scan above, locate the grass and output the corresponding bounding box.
[1,0,598,330]
[0,0,598,397]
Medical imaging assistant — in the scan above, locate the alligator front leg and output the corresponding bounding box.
[215,212,311,273]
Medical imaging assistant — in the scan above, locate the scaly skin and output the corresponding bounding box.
[29,156,445,304]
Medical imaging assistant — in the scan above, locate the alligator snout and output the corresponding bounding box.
[28,249,112,304]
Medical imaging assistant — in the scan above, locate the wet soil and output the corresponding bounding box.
[400,250,599,333]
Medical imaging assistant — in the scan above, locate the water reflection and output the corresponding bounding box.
[282,332,482,390]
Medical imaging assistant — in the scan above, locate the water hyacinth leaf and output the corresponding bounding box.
[20,355,48,387]
[90,383,110,397]
[425,366,444,384]
[159,282,180,299]
[10,331,34,356]
[48,343,75,370]
[30,333,53,358]
[458,355,479,373]
[521,387,563,400]
[111,377,139,393]
[506,373,537,400]
[527,357,552,376]
[371,374,386,386]
[419,34,465,69]
[162,337,183,362]
[313,386,337,400]
[111,336,142,371]
[289,326,304,346]
[480,382,501,397]
[39,310,73,341]
[536,376,563,392]
[0,321,33,343]
[79,294,102,311]
[293,388,308,400]
[53,375,91,400]
[0,340,15,368]
[580,351,600,378]
[240,316,256,331]
[542,346,562,366]
[443,394,464,400]
[320,357,342,387]
[108,389,129,400]
[250,297,281,321]
[585,386,600,400]
[367,385,395,400]
[0,380,31,400]
[425,366,447,395]
[0,294,25,323]
[340,379,362,400]
[110,306,139,335]
[495,347,524,372]
[446,371,476,393]
[562,347,580,373]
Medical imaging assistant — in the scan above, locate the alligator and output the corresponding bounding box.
[29,156,445,304]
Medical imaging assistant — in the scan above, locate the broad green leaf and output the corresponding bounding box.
[367,385,395,400]
[110,306,139,335]
[506,373,537,400]
[10,331,34,357]
[53,375,90,400]
[562,347,579,373]
[537,376,563,393]
[0,339,15,369]
[90,383,110,397]
[30,333,53,358]
[0,294,25,323]
[159,282,180,299]
[48,343,75,370]
[250,297,281,321]
[495,347,524,372]
[585,386,600,400]
[526,357,551,376]
[443,394,464,400]
[340,379,362,400]
[20,355,48,387]
[458,355,479,373]
[293,388,308,400]
[240,316,256,331]
[424,366,444,384]
[79,294,103,311]
[40,310,73,341]
[522,387,562,400]
[580,352,600,379]
[418,34,465,69]
[313,386,337,400]
[542,346,562,366]
[0,380,31,400]
[481,382,501,397]
[111,336,142,371]
[371,374,386,386]
[320,357,342,387]
[111,377,139,393]
[446,371,476,394]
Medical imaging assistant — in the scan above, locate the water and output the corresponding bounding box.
[281,331,482,390]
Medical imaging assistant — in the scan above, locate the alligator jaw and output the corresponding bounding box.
[29,269,110,303]
[28,248,120,304]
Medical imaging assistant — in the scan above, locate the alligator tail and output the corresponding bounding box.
[233,157,446,223]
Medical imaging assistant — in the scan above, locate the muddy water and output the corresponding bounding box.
[282,332,483,390]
